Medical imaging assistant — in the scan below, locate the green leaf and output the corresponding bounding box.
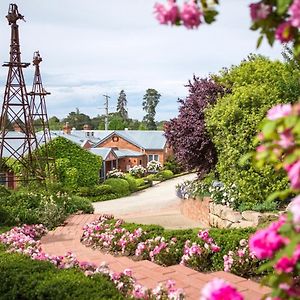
[203,9,218,24]
[276,0,293,15]
[267,189,292,201]
[256,35,264,48]
[262,121,277,137]
[239,152,253,166]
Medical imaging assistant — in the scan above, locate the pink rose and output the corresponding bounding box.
[288,195,300,224]
[249,227,286,259]
[180,1,202,29]
[290,0,300,28]
[267,104,292,120]
[284,161,300,190]
[201,278,244,300]
[275,22,294,43]
[250,2,272,21]
[274,256,295,273]
[278,129,295,149]
[154,0,180,25]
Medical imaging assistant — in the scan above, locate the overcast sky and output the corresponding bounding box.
[0,0,283,121]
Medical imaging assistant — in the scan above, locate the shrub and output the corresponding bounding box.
[105,178,130,196]
[135,178,145,187]
[0,191,93,228]
[93,185,113,196]
[159,170,174,180]
[164,77,227,177]
[46,137,102,188]
[163,156,184,174]
[0,185,11,197]
[107,169,125,179]
[205,56,300,209]
[124,174,137,192]
[147,160,162,173]
[0,250,124,300]
[128,165,146,178]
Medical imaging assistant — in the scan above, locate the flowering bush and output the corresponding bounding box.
[0,224,185,299]
[208,181,238,209]
[154,0,300,56]
[81,215,225,271]
[147,160,163,173]
[223,238,264,277]
[235,102,300,299]
[180,230,220,272]
[175,180,209,199]
[129,165,146,178]
[200,278,243,300]
[107,169,125,179]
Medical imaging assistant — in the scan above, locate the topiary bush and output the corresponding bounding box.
[104,178,130,197]
[159,170,174,180]
[47,137,102,188]
[0,250,124,300]
[124,174,138,192]
[205,56,300,210]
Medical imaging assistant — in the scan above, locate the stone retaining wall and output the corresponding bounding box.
[180,197,278,228]
[180,196,210,227]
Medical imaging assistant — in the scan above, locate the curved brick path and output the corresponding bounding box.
[41,214,270,300]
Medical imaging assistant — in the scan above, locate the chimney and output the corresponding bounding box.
[63,122,71,134]
[83,124,91,130]
[13,122,23,132]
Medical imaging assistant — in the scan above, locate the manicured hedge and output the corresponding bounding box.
[47,137,102,188]
[105,178,130,196]
[205,56,300,210]
[0,248,125,300]
[124,174,138,192]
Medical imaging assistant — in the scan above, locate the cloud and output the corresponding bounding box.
[0,0,284,122]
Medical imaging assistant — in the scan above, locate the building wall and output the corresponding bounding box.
[145,146,172,165]
[97,134,142,152]
[118,155,147,172]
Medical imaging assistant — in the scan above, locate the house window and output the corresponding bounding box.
[148,154,159,162]
[139,160,142,164]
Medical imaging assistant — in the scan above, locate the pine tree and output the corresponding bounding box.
[142,88,161,130]
[116,90,128,120]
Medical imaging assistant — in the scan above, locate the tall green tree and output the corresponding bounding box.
[142,88,161,130]
[62,108,92,130]
[48,116,61,130]
[116,90,128,120]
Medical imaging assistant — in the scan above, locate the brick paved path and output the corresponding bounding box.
[41,214,270,300]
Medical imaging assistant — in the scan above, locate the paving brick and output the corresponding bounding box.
[210,271,247,284]
[39,214,270,300]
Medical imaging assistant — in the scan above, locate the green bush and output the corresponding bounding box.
[94,184,113,195]
[164,156,184,174]
[46,137,102,188]
[105,178,130,196]
[0,250,125,300]
[124,174,138,192]
[159,170,174,180]
[205,56,300,210]
[0,185,11,197]
[0,191,93,228]
[135,178,145,187]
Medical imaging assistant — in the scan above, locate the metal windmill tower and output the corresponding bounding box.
[28,51,54,177]
[0,4,43,184]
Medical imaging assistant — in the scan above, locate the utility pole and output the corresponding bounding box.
[103,94,110,131]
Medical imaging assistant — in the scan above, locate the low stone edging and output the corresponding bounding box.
[180,197,279,228]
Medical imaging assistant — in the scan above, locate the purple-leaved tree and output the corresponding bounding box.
[164,77,227,178]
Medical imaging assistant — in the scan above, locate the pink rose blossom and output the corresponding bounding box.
[278,129,295,149]
[275,22,294,43]
[290,0,300,28]
[249,227,286,259]
[250,2,272,21]
[180,1,202,29]
[274,256,295,273]
[154,0,179,25]
[288,195,300,223]
[284,160,300,190]
[256,145,266,153]
[201,278,244,300]
[267,103,292,120]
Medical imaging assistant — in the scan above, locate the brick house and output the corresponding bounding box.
[52,126,173,176]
